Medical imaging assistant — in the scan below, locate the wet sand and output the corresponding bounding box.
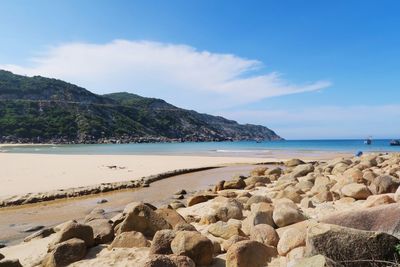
[0,164,257,245]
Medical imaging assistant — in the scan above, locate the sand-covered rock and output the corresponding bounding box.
[320,203,400,238]
[291,164,314,178]
[292,254,338,267]
[226,240,277,267]
[43,238,86,267]
[142,254,195,267]
[86,219,114,245]
[306,223,400,266]
[272,201,306,227]
[208,221,244,239]
[340,183,372,199]
[149,229,176,255]
[222,235,249,252]
[285,159,305,167]
[117,202,172,236]
[49,220,94,250]
[277,228,305,256]
[249,224,279,247]
[155,208,187,228]
[0,259,23,267]
[109,231,150,248]
[371,175,400,194]
[171,231,214,266]
[223,179,246,190]
[187,193,216,207]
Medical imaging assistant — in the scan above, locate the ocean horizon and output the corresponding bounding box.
[1,139,399,156]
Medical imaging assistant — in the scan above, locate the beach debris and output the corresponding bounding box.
[96,199,108,204]
[174,189,187,195]
[106,165,117,169]
[24,228,55,242]
[172,194,184,200]
[23,225,45,233]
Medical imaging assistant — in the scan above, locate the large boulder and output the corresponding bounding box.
[117,202,172,236]
[340,183,371,200]
[244,195,271,210]
[371,175,400,194]
[109,231,150,248]
[187,193,216,207]
[49,220,94,249]
[292,255,338,267]
[142,254,195,267]
[86,219,114,245]
[208,221,244,240]
[42,238,86,267]
[277,228,306,256]
[265,167,283,176]
[272,202,306,228]
[84,208,106,223]
[171,231,214,266]
[213,198,243,222]
[222,235,249,251]
[362,194,396,208]
[249,224,279,247]
[149,229,176,255]
[0,259,23,267]
[274,187,303,203]
[306,223,400,266]
[155,208,187,228]
[244,176,270,187]
[226,240,277,267]
[224,179,246,190]
[251,167,268,176]
[285,159,305,167]
[320,203,400,238]
[291,164,314,178]
[241,206,275,235]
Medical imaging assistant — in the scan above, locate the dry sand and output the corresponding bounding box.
[0,153,273,197]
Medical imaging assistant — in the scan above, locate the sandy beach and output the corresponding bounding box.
[0,153,273,197]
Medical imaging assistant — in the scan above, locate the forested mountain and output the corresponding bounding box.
[0,70,282,143]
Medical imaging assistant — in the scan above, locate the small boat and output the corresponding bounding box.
[364,137,372,145]
[390,140,400,146]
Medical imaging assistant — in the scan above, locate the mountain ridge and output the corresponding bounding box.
[0,70,282,143]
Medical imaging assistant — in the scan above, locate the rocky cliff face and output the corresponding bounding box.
[0,70,282,143]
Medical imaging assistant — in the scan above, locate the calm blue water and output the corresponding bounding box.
[1,140,399,156]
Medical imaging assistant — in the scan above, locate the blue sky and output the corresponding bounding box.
[1,0,400,139]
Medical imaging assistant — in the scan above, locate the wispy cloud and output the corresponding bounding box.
[0,40,330,111]
[220,105,400,139]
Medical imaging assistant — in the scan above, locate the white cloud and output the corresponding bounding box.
[0,39,330,111]
[220,105,400,139]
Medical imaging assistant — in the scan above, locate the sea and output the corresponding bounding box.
[1,139,399,157]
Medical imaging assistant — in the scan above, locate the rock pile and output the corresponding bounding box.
[1,153,400,266]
